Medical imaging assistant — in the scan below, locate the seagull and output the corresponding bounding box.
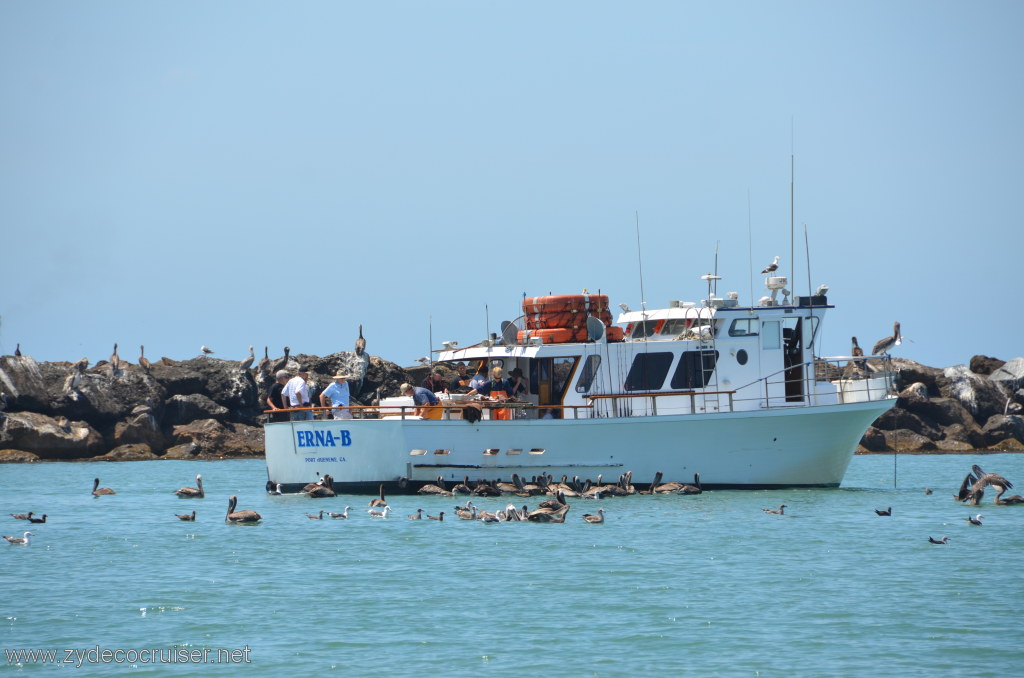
[415,357,430,365]
[874,507,892,516]
[201,345,215,356]
[871,322,902,356]
[928,536,950,544]
[3,531,35,546]
[763,504,786,515]
[761,256,780,274]
[267,482,283,495]
[328,507,352,519]
[966,514,983,526]
[367,506,392,519]
[582,508,606,524]
[355,324,366,356]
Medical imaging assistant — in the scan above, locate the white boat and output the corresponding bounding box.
[264,275,896,492]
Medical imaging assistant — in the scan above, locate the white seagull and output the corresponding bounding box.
[3,531,35,546]
[761,256,780,274]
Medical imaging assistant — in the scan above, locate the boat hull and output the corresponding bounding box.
[264,398,895,492]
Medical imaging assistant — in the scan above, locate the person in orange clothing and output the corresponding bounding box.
[466,366,513,420]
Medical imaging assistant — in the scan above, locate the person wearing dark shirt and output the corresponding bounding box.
[267,370,290,422]
[422,367,447,393]
[448,362,472,393]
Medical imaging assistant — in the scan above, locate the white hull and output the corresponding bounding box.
[264,398,894,491]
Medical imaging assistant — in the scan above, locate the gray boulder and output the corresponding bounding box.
[990,358,1024,390]
[164,394,229,427]
[0,411,105,459]
[980,414,1024,448]
[940,365,1009,425]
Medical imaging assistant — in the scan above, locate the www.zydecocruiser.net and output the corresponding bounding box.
[5,645,252,667]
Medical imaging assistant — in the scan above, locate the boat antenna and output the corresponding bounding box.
[713,240,720,297]
[747,189,754,309]
[428,315,433,367]
[635,211,647,313]
[790,119,795,291]
[804,223,813,300]
[485,304,490,347]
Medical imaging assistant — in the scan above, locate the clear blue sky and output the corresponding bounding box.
[2,2,1021,370]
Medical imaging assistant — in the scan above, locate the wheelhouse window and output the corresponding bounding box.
[670,350,719,389]
[575,355,602,393]
[629,320,660,339]
[762,321,781,349]
[624,352,674,391]
[728,318,759,337]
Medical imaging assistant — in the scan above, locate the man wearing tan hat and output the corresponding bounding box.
[320,372,352,420]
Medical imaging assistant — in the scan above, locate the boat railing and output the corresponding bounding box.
[263,401,595,421]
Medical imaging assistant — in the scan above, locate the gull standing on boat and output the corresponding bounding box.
[761,256,780,274]
[872,322,902,356]
[3,531,35,546]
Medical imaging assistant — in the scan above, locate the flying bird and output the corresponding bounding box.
[761,256,780,274]
[871,322,902,356]
[201,345,215,356]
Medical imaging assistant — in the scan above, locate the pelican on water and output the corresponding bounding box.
[175,511,196,521]
[763,504,786,515]
[175,474,204,498]
[92,478,115,496]
[225,496,262,524]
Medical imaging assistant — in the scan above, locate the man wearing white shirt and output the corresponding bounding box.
[282,366,312,421]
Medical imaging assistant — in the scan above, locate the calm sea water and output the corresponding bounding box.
[2,454,1023,676]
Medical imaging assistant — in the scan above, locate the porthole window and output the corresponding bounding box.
[736,349,748,365]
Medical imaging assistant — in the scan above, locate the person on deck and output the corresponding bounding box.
[468,362,488,390]
[466,366,513,420]
[266,370,291,422]
[422,367,447,393]
[320,373,352,420]
[400,382,442,420]
[448,363,472,393]
[282,366,313,421]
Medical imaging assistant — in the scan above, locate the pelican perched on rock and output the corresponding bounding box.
[328,507,352,519]
[355,324,366,356]
[761,255,780,274]
[582,508,606,524]
[239,345,255,370]
[175,510,196,521]
[871,322,902,356]
[762,504,786,515]
[175,474,204,498]
[367,506,392,519]
[138,346,150,371]
[874,507,892,516]
[92,478,115,496]
[110,343,120,374]
[14,344,21,357]
[257,347,270,374]
[928,536,950,544]
[225,495,261,523]
[3,531,35,545]
[271,347,290,374]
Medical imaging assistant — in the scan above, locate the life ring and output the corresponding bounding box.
[525,309,614,330]
[605,326,625,342]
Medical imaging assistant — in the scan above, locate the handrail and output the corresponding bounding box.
[264,400,595,420]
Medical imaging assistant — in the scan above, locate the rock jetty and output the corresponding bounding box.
[1,350,1022,462]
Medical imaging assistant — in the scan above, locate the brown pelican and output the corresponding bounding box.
[225,495,262,523]
[239,345,255,370]
[582,508,606,524]
[763,504,786,515]
[369,483,388,507]
[271,347,290,374]
[306,475,336,498]
[956,472,976,502]
[457,506,478,521]
[175,474,204,498]
[453,500,475,519]
[966,465,1014,505]
[138,345,150,371]
[328,507,352,519]
[928,536,950,544]
[995,488,1024,505]
[306,510,325,520]
[761,255,780,274]
[257,347,270,374]
[871,322,901,355]
[110,343,120,374]
[527,505,569,523]
[966,514,983,526]
[472,480,502,497]
[201,345,214,356]
[301,475,325,493]
[175,510,196,521]
[677,473,703,495]
[367,506,392,518]
[27,514,46,524]
[417,477,450,496]
[9,512,32,521]
[355,324,366,356]
[427,511,444,521]
[3,531,35,545]
[451,476,473,495]
[851,337,864,358]
[408,508,424,520]
[874,507,892,516]
[92,478,115,496]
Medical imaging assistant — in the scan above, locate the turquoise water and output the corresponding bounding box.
[2,454,1023,676]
